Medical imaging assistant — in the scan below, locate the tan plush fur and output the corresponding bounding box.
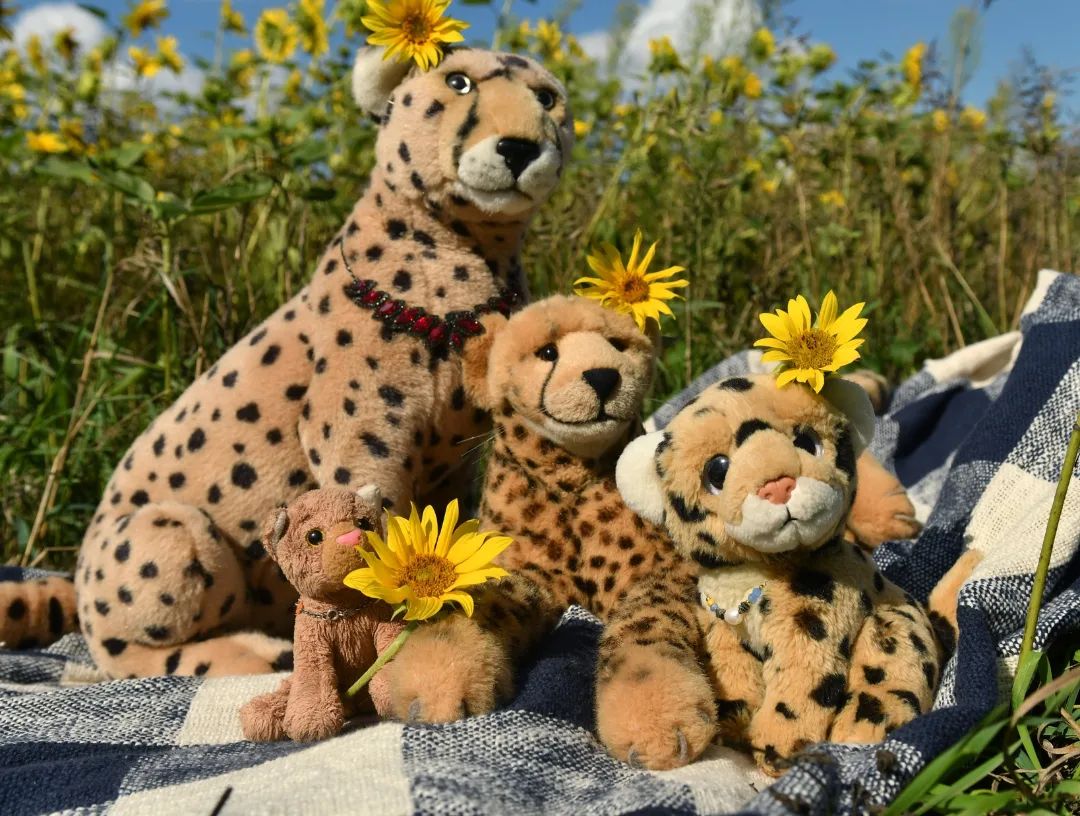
[0,576,77,650]
[599,374,977,775]
[378,296,683,721]
[0,47,574,677]
[376,298,921,730]
[239,487,405,742]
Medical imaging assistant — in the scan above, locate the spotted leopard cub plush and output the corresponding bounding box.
[0,46,574,678]
[600,374,977,774]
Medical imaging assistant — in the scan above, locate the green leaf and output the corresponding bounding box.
[76,4,109,19]
[1013,649,1044,708]
[885,705,1010,816]
[301,186,337,201]
[102,143,150,169]
[287,138,330,167]
[96,168,156,203]
[34,158,98,185]
[189,177,274,214]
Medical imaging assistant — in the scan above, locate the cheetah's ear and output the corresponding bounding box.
[615,431,667,524]
[821,378,875,456]
[461,313,509,411]
[262,504,290,562]
[352,48,415,116]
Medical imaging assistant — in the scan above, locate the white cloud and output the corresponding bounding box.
[13,2,204,114]
[13,2,107,56]
[581,0,762,80]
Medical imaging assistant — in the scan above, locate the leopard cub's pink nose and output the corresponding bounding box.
[757,476,796,505]
[336,529,363,548]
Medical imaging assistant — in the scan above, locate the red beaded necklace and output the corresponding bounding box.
[339,242,519,353]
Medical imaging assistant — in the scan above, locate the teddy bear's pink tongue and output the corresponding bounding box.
[336,529,363,547]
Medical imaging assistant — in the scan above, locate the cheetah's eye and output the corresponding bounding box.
[793,427,824,457]
[446,73,473,94]
[355,517,374,532]
[608,337,628,352]
[536,343,559,362]
[306,529,324,546]
[535,88,557,110]
[702,455,730,495]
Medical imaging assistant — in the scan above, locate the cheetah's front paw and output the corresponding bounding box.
[381,614,513,722]
[596,648,717,770]
[748,705,828,776]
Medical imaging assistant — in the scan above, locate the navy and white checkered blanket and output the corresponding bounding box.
[2,269,1078,815]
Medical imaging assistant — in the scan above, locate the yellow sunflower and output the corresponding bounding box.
[297,0,329,57]
[255,8,300,64]
[129,45,162,78]
[221,0,247,34]
[124,0,169,38]
[574,229,689,332]
[156,36,183,73]
[344,499,511,621]
[754,291,867,393]
[361,0,468,72]
[26,131,68,154]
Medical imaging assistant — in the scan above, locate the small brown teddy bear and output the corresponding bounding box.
[240,486,405,742]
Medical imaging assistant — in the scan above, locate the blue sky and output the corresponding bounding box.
[14,0,1078,110]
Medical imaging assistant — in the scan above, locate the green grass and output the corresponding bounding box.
[0,2,1078,811]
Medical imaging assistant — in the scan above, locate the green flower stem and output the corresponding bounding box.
[1012,411,1080,703]
[346,621,418,698]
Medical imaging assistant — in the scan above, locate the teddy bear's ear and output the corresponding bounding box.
[352,47,415,116]
[261,504,290,562]
[615,431,668,524]
[821,377,875,456]
[355,483,387,538]
[461,313,509,410]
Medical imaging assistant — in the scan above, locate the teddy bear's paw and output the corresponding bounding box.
[382,615,512,723]
[282,691,346,742]
[239,688,289,742]
[597,649,717,770]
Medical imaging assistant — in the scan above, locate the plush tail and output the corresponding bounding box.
[927,549,984,658]
[0,574,78,650]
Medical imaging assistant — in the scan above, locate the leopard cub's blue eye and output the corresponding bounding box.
[703,455,730,494]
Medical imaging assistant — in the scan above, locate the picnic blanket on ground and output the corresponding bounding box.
[2,269,1078,816]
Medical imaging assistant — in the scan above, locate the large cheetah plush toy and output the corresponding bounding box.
[376,297,922,724]
[0,47,574,678]
[599,374,978,774]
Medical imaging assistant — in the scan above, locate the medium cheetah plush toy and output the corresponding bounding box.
[374,297,922,724]
[599,374,978,774]
[0,46,574,678]
[240,486,405,742]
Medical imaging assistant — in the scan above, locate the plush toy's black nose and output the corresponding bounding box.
[583,368,620,401]
[496,138,541,180]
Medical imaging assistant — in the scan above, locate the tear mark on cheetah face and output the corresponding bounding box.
[353,47,573,219]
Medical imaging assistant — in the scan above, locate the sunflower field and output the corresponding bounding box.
[0,0,1076,564]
